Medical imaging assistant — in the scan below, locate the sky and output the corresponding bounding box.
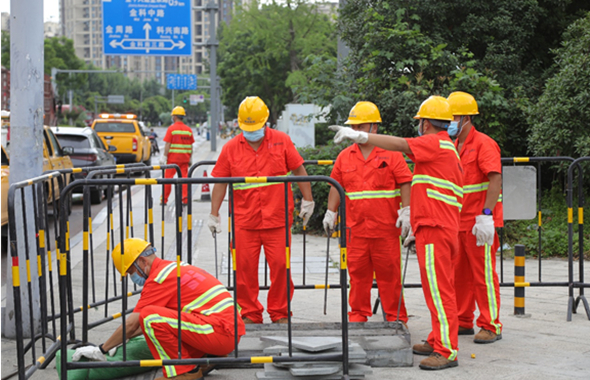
[1,0,60,23]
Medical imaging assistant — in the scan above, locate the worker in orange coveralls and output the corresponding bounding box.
[72,238,245,380]
[208,96,315,324]
[330,95,463,370]
[322,101,412,324]
[160,106,195,205]
[447,91,503,343]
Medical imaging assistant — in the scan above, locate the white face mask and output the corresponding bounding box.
[242,127,265,142]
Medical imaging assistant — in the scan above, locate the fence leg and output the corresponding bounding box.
[514,245,526,316]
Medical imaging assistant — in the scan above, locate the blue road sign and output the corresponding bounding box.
[167,74,197,90]
[102,0,192,56]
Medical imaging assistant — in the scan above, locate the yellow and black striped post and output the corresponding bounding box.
[514,245,526,315]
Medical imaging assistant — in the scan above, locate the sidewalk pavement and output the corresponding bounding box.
[2,135,590,380]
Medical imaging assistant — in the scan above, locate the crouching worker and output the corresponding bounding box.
[73,238,245,380]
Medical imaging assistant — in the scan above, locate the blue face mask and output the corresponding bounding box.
[130,272,146,286]
[417,122,423,137]
[242,128,265,142]
[447,121,459,137]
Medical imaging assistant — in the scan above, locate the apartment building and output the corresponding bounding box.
[61,0,234,84]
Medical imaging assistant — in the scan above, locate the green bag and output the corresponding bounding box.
[56,336,156,380]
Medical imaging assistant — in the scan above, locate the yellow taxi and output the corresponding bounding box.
[1,127,74,233]
[91,113,151,164]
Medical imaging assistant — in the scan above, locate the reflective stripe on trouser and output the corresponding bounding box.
[139,305,238,378]
[233,226,294,323]
[347,234,407,323]
[415,226,459,361]
[163,161,189,203]
[454,231,502,334]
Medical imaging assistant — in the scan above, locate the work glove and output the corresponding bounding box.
[208,214,222,235]
[72,346,106,362]
[159,154,167,166]
[299,199,315,227]
[396,206,411,238]
[329,125,369,145]
[472,215,495,246]
[323,209,338,235]
[403,226,415,248]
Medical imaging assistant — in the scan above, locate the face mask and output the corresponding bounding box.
[130,272,146,286]
[447,121,459,137]
[417,121,423,137]
[242,128,265,142]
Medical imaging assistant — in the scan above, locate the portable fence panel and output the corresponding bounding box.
[55,175,350,379]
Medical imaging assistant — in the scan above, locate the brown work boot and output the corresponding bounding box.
[199,355,228,375]
[155,368,203,380]
[419,353,459,370]
[458,326,475,335]
[273,317,289,324]
[474,328,502,344]
[242,317,257,324]
[412,341,434,356]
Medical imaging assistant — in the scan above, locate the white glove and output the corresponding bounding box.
[472,215,495,246]
[403,226,415,248]
[396,206,411,238]
[72,346,106,362]
[208,214,222,234]
[329,125,369,144]
[323,209,338,235]
[299,199,315,227]
[159,154,167,166]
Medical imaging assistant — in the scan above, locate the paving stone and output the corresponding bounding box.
[289,364,340,376]
[260,336,343,352]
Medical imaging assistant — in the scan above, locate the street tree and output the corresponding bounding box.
[528,12,590,158]
[217,0,336,126]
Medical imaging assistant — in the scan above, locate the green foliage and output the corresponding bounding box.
[141,96,171,125]
[292,142,350,234]
[502,186,590,259]
[45,37,87,92]
[527,12,590,158]
[1,31,9,68]
[218,0,336,126]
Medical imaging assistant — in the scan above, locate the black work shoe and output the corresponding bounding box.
[458,326,475,335]
[474,328,502,344]
[419,353,459,370]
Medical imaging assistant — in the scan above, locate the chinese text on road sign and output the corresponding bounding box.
[103,0,192,56]
[167,74,197,90]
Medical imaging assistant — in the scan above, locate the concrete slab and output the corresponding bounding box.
[260,336,343,352]
[289,365,340,376]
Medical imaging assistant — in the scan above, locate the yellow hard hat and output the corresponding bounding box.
[238,96,269,132]
[171,106,186,116]
[413,96,453,121]
[344,101,382,125]
[447,91,479,116]
[111,238,152,276]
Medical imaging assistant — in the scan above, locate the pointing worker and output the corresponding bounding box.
[160,106,195,206]
[330,95,463,370]
[208,96,314,324]
[72,238,245,380]
[323,101,412,324]
[447,91,503,343]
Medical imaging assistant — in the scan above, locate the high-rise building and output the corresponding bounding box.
[44,21,61,38]
[1,12,10,32]
[60,0,234,84]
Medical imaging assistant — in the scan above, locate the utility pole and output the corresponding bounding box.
[194,1,219,152]
[4,0,44,339]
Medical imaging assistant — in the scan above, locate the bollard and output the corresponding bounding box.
[201,170,211,201]
[514,244,526,315]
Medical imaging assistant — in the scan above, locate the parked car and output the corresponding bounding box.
[2,128,74,240]
[91,113,151,165]
[52,126,116,204]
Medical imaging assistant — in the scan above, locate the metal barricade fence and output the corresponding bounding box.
[566,157,590,321]
[5,163,176,380]
[56,175,351,379]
